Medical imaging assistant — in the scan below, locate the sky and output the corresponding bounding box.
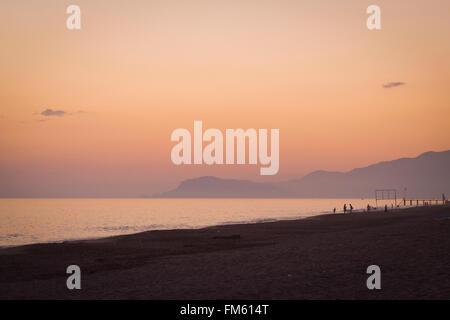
[1,0,449,197]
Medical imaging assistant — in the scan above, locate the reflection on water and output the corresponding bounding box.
[0,198,383,246]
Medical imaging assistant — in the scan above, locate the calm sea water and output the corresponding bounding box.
[0,198,384,247]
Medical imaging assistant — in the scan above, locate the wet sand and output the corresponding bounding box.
[1,205,450,299]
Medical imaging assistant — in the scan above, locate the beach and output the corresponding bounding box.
[1,205,449,299]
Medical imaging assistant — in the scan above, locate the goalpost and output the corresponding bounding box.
[375,189,397,208]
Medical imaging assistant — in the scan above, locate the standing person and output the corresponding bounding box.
[343,204,347,213]
[349,204,353,213]
[384,204,388,212]
[367,204,371,212]
[333,208,336,214]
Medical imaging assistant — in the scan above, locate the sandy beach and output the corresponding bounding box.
[1,205,449,299]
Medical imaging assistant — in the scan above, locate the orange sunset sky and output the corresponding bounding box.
[0,0,449,197]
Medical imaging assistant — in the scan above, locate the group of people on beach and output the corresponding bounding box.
[333,203,390,214]
[333,204,354,214]
[343,204,353,213]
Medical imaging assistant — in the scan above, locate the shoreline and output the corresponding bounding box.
[0,202,418,249]
[1,204,449,299]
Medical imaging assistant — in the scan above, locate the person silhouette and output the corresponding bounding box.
[384,204,388,212]
[343,204,347,213]
[367,204,371,212]
[349,204,353,213]
[333,208,336,214]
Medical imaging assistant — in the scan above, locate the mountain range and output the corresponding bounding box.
[154,150,450,198]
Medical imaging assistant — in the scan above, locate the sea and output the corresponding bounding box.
[0,198,390,247]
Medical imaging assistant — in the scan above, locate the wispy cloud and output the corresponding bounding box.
[382,82,406,89]
[40,108,67,117]
[33,109,87,122]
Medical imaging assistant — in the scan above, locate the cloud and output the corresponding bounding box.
[382,82,406,89]
[40,108,67,117]
[33,109,87,122]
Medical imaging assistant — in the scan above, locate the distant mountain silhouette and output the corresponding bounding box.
[155,150,450,198]
[153,176,295,198]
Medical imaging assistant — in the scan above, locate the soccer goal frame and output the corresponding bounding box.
[375,189,397,207]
